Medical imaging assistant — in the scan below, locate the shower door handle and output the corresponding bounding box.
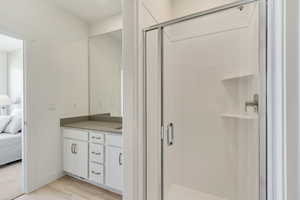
[167,123,174,146]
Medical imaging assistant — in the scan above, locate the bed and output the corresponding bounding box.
[0,133,22,165]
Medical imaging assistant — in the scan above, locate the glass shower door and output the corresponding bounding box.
[161,2,263,200]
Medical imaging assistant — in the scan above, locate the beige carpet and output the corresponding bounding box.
[0,162,22,200]
[16,176,122,200]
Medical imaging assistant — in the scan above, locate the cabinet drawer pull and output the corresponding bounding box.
[91,152,101,155]
[91,170,101,175]
[71,144,77,154]
[73,144,77,154]
[119,153,123,166]
[91,136,102,140]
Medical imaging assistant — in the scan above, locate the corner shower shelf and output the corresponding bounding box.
[221,113,258,120]
[222,73,254,81]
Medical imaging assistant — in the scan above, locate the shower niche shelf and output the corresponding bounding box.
[222,73,254,81]
[221,113,258,120]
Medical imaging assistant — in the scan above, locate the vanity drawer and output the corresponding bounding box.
[63,128,88,141]
[89,162,104,184]
[89,143,104,164]
[89,132,105,144]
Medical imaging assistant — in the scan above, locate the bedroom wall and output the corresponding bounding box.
[0,52,7,95]
[7,49,23,106]
[0,0,89,192]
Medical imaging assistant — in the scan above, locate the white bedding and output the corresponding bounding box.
[0,133,22,165]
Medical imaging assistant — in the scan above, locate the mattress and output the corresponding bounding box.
[0,133,22,165]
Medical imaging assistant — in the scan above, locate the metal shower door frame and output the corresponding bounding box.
[143,0,268,199]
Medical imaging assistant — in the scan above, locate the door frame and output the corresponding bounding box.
[0,29,30,194]
[143,0,267,199]
[123,0,287,199]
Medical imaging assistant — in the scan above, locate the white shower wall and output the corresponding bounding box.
[141,0,239,24]
[171,0,236,19]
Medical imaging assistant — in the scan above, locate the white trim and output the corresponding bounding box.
[123,0,145,200]
[0,30,29,194]
[267,0,285,199]
[22,40,29,193]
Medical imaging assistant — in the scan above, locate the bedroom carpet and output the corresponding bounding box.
[15,176,122,200]
[0,161,22,200]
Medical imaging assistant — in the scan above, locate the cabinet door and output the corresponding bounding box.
[63,139,88,179]
[72,140,88,179]
[63,139,75,174]
[105,146,123,191]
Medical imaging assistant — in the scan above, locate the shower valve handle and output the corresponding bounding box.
[245,94,259,112]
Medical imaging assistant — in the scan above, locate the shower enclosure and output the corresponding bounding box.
[144,1,266,200]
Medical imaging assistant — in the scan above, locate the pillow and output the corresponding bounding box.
[4,110,22,134]
[0,116,11,133]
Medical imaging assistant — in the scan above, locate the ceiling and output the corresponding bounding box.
[0,34,22,52]
[50,0,122,24]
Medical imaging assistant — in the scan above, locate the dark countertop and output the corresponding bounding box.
[62,120,122,134]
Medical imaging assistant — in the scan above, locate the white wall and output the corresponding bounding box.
[142,0,172,23]
[7,49,23,105]
[89,13,123,36]
[89,32,122,116]
[0,0,89,192]
[141,0,238,24]
[285,0,300,199]
[57,40,89,118]
[171,0,235,18]
[0,52,7,95]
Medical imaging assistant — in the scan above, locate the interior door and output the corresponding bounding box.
[146,2,265,200]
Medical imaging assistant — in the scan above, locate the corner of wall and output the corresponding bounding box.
[89,13,123,37]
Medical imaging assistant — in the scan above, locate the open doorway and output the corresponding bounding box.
[0,33,24,200]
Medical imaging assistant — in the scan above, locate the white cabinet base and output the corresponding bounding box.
[63,128,123,195]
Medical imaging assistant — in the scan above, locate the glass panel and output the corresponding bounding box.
[162,2,260,200]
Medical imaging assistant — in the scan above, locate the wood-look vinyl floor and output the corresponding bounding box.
[16,176,122,200]
[0,161,22,200]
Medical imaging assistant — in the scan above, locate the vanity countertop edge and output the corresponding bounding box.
[61,120,122,134]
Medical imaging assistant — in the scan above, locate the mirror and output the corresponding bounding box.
[89,30,122,117]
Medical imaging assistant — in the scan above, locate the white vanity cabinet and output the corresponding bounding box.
[62,128,122,194]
